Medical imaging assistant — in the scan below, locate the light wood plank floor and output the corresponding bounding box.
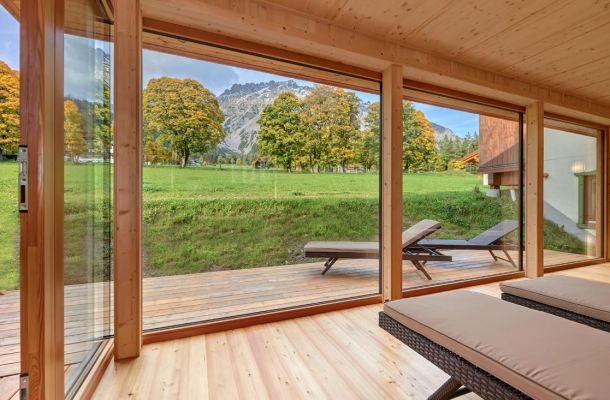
[92,264,610,400]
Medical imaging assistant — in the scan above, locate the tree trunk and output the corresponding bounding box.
[180,150,189,168]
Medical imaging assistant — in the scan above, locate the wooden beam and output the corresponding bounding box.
[19,0,64,398]
[525,102,544,278]
[114,0,143,360]
[381,64,403,301]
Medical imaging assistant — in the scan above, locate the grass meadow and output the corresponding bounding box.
[0,162,583,291]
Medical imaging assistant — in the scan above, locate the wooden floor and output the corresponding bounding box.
[92,264,610,399]
[0,249,595,399]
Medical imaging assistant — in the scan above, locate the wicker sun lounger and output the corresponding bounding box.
[380,291,610,400]
[419,220,520,267]
[304,219,451,279]
[501,275,610,332]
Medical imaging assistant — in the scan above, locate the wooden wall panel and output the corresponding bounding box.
[381,64,403,301]
[19,0,64,398]
[113,0,143,360]
[525,102,544,278]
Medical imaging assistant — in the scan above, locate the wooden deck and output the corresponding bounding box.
[0,249,594,399]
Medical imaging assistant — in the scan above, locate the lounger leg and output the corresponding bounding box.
[322,258,338,275]
[503,249,517,268]
[428,377,470,400]
[412,260,432,280]
[489,250,498,261]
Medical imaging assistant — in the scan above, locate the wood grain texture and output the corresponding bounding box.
[18,0,65,398]
[381,64,403,301]
[91,264,610,399]
[113,0,143,360]
[525,102,544,278]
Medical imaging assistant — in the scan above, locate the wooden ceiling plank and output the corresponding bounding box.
[500,22,610,80]
[461,1,610,71]
[405,0,557,59]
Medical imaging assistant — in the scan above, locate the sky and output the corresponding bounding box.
[0,5,478,137]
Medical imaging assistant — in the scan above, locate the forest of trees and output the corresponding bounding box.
[256,86,479,173]
[0,61,19,159]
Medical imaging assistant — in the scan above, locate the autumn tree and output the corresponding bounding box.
[402,101,437,172]
[143,77,225,168]
[299,86,360,171]
[257,92,303,171]
[64,99,88,162]
[355,102,380,171]
[0,61,19,158]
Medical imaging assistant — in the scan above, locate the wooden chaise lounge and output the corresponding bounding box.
[501,275,610,332]
[304,219,451,279]
[379,291,610,400]
[419,220,520,268]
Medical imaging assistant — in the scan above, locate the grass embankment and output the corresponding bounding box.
[0,163,586,290]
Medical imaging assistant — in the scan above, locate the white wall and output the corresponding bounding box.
[543,128,597,224]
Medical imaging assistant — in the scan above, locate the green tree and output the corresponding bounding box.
[64,100,87,162]
[355,102,380,171]
[0,61,19,158]
[300,86,360,171]
[94,82,112,159]
[403,101,437,172]
[143,77,225,168]
[257,92,303,171]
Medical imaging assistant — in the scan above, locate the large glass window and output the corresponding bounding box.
[401,89,523,290]
[142,35,380,330]
[543,118,603,267]
[63,0,113,395]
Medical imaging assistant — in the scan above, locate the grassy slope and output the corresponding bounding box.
[0,162,18,291]
[0,163,586,290]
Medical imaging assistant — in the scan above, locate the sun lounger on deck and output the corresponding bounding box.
[304,219,450,279]
[419,220,520,267]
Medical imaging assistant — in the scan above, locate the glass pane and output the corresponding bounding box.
[0,5,20,396]
[63,0,113,395]
[402,99,522,290]
[142,43,380,330]
[543,120,602,267]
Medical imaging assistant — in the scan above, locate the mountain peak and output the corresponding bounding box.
[220,79,303,97]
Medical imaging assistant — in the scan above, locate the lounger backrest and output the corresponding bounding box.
[469,220,519,246]
[402,219,441,249]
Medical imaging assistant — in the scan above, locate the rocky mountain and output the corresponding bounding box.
[217,79,452,155]
[218,80,312,154]
[430,122,458,145]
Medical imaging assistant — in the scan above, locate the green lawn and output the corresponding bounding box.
[0,162,584,291]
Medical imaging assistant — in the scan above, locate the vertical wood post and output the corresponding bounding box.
[114,0,143,360]
[525,102,544,278]
[381,64,404,301]
[19,0,64,398]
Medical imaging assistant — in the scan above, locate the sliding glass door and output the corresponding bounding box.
[543,118,604,267]
[63,0,113,396]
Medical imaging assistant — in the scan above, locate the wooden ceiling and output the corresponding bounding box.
[2,0,609,118]
[263,0,610,105]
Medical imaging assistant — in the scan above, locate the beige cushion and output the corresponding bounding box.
[304,241,379,254]
[384,291,610,400]
[501,275,610,323]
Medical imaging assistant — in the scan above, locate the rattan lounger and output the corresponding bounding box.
[304,219,451,279]
[380,291,610,400]
[501,275,610,332]
[419,220,520,267]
